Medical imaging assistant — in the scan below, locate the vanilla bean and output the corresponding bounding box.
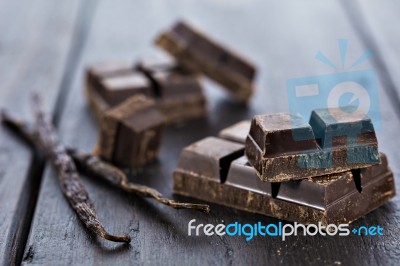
[69,149,210,212]
[2,96,131,243]
[1,111,210,213]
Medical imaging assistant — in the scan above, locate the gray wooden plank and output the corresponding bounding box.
[347,0,400,140]
[23,0,400,265]
[0,0,82,264]
[340,0,400,123]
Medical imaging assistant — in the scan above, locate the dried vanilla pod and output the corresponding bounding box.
[1,111,210,213]
[2,96,131,243]
[69,149,210,212]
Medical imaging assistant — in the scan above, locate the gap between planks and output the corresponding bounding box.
[3,0,98,265]
[339,0,400,120]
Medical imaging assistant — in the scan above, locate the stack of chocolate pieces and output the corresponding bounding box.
[173,108,396,225]
[85,21,257,125]
[85,21,257,168]
[93,95,165,167]
[86,58,206,124]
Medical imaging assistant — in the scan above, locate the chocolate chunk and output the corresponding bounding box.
[151,71,203,98]
[173,150,395,225]
[86,62,153,107]
[95,95,165,167]
[85,61,134,122]
[136,57,207,123]
[136,58,200,95]
[227,155,389,209]
[155,21,256,102]
[249,113,319,157]
[86,61,133,87]
[151,70,207,122]
[245,108,380,182]
[135,57,180,76]
[176,137,244,183]
[85,60,207,124]
[98,72,153,106]
[309,107,377,148]
[218,120,251,143]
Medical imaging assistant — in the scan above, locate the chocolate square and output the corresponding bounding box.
[99,72,152,106]
[96,95,165,167]
[176,137,244,183]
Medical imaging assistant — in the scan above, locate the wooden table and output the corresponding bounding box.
[0,0,399,265]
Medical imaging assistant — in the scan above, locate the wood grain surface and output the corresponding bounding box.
[0,0,398,265]
[0,0,83,264]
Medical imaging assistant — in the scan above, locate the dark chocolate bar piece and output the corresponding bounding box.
[226,155,389,210]
[136,58,207,122]
[176,137,244,183]
[309,107,377,148]
[98,72,153,106]
[173,143,395,225]
[95,95,165,167]
[85,61,134,122]
[135,57,180,76]
[155,21,256,102]
[246,109,380,182]
[86,61,133,87]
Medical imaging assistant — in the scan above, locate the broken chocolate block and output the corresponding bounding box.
[176,137,244,183]
[173,135,395,225]
[85,59,207,124]
[136,58,207,123]
[86,61,133,87]
[226,155,390,209]
[98,72,153,106]
[85,61,134,122]
[309,107,377,149]
[95,95,165,167]
[155,21,256,102]
[246,109,380,182]
[135,57,180,76]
